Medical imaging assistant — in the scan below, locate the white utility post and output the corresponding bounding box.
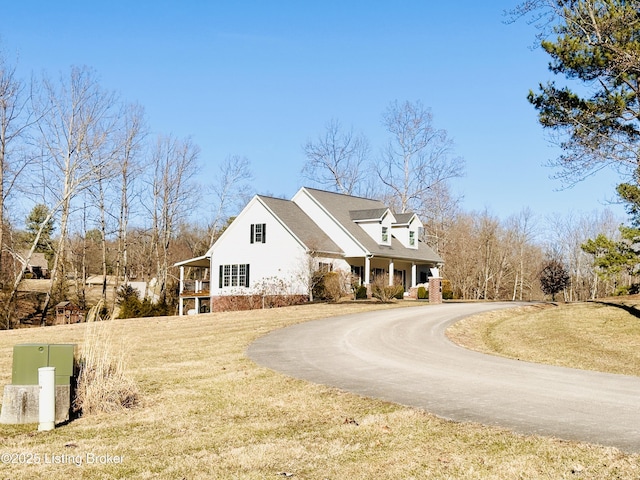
[38,366,55,431]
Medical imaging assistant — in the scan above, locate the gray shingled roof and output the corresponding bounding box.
[350,208,389,221]
[393,213,415,225]
[259,195,343,255]
[302,188,443,264]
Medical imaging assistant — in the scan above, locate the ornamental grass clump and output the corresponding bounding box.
[73,307,140,415]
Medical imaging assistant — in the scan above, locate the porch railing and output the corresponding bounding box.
[181,280,210,295]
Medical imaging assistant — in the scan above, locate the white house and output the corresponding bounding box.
[175,187,444,314]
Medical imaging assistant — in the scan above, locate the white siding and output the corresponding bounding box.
[392,216,422,249]
[357,221,381,244]
[357,212,393,246]
[210,198,308,296]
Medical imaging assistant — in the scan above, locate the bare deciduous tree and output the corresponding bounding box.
[420,181,461,256]
[505,208,539,301]
[84,101,122,306]
[544,209,621,300]
[302,119,370,195]
[148,134,199,302]
[377,100,464,214]
[0,50,31,282]
[113,103,146,301]
[208,155,253,246]
[443,210,546,301]
[32,66,120,321]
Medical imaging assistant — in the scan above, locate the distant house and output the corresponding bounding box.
[16,251,49,278]
[175,187,444,314]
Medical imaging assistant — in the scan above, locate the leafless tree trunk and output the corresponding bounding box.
[0,51,31,287]
[80,221,88,309]
[85,131,120,305]
[91,167,110,303]
[113,104,146,301]
[302,119,370,195]
[506,208,538,301]
[148,134,199,302]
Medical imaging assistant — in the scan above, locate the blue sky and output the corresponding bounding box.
[2,1,627,222]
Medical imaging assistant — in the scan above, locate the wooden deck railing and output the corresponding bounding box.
[181,280,210,296]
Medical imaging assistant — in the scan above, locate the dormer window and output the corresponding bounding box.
[351,208,396,245]
[409,231,415,246]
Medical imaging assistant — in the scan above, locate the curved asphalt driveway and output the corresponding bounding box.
[247,302,640,453]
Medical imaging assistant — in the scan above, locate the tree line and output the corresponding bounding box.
[0,56,253,326]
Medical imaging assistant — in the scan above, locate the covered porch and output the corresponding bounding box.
[175,255,211,315]
[347,255,442,301]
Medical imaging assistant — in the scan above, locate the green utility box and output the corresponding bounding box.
[11,344,76,386]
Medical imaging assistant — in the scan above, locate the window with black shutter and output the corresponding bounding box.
[219,264,251,288]
[250,223,266,243]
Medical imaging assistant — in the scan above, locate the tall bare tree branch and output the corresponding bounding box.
[302,119,370,195]
[376,100,464,214]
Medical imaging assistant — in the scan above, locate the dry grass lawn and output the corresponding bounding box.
[447,301,640,376]
[0,301,639,479]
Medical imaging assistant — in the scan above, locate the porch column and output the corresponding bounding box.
[364,256,371,284]
[195,297,200,314]
[388,259,394,286]
[411,263,417,288]
[178,265,185,316]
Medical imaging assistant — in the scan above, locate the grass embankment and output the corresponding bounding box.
[0,301,638,479]
[447,301,640,376]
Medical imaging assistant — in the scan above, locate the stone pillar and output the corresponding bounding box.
[429,277,442,304]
